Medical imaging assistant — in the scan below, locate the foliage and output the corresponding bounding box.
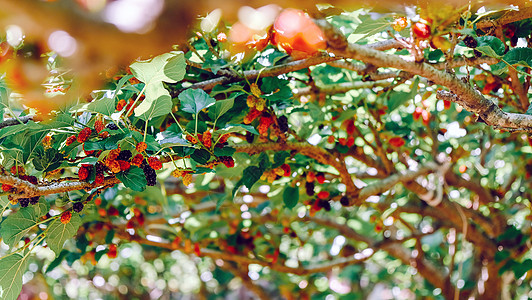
[0,2,531,299]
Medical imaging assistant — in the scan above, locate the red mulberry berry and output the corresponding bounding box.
[136,142,147,153]
[94,120,104,133]
[280,164,291,177]
[77,127,92,143]
[1,184,12,192]
[219,156,235,168]
[202,131,212,148]
[116,99,126,111]
[61,211,72,224]
[118,160,131,172]
[317,191,330,199]
[66,135,76,146]
[131,154,144,167]
[79,164,91,181]
[316,172,326,184]
[147,157,162,170]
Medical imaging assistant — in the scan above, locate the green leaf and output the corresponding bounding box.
[87,96,116,116]
[502,47,532,66]
[223,124,259,135]
[283,186,299,209]
[513,259,532,278]
[135,94,173,121]
[0,254,28,300]
[475,36,505,58]
[0,196,9,209]
[0,124,26,140]
[208,99,234,121]
[241,166,262,189]
[353,14,392,37]
[130,51,186,84]
[191,149,211,165]
[131,52,185,118]
[495,250,511,263]
[32,147,63,172]
[213,147,236,157]
[0,206,40,248]
[179,89,216,115]
[47,214,82,257]
[258,152,271,171]
[526,103,532,115]
[272,151,291,168]
[116,167,147,192]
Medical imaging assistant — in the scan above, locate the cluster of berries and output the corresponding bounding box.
[79,162,106,184]
[186,131,229,150]
[304,171,331,216]
[171,169,193,186]
[260,164,291,183]
[327,119,356,148]
[116,95,143,116]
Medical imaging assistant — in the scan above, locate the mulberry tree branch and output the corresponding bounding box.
[317,19,532,131]
[0,174,120,199]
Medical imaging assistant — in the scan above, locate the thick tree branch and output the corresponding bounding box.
[352,161,440,206]
[318,19,532,131]
[0,174,119,199]
[477,7,532,32]
[292,79,392,97]
[0,115,35,129]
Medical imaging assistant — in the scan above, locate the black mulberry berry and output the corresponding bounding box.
[318,199,331,211]
[73,202,84,213]
[305,182,315,196]
[95,162,106,175]
[340,196,349,207]
[29,196,40,205]
[245,132,254,144]
[278,116,289,133]
[19,198,30,207]
[106,123,119,130]
[142,164,157,186]
[117,150,132,161]
[463,36,478,48]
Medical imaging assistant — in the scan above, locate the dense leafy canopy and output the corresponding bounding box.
[0,2,532,299]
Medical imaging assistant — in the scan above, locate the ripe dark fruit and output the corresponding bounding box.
[19,198,30,208]
[305,181,315,196]
[463,36,478,48]
[29,196,40,205]
[142,163,157,186]
[117,150,132,161]
[340,196,349,207]
[106,123,119,130]
[73,202,84,213]
[318,199,331,211]
[246,132,255,143]
[412,22,431,39]
[278,115,289,132]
